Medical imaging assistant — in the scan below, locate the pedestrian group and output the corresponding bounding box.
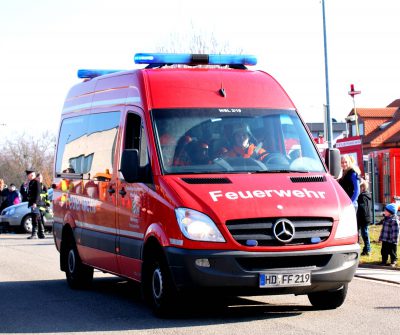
[0,168,51,238]
[338,154,399,267]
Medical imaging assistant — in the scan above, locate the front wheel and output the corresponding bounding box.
[142,253,178,317]
[308,284,348,309]
[20,215,33,234]
[65,242,93,289]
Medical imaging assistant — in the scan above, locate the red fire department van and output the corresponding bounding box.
[53,53,359,315]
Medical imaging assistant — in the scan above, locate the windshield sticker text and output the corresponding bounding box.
[209,188,326,202]
[218,108,241,113]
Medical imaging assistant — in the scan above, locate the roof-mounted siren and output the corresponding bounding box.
[134,53,257,69]
[77,69,123,80]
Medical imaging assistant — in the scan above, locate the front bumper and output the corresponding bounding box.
[165,244,360,296]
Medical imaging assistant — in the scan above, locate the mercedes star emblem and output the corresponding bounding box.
[273,219,295,243]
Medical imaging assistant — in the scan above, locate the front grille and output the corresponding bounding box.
[236,255,332,271]
[225,217,333,246]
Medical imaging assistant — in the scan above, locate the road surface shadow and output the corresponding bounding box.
[0,277,311,333]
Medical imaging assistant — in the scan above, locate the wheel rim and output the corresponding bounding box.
[152,267,163,300]
[24,217,33,233]
[68,249,76,274]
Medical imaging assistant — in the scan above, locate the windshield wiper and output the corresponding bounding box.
[254,169,309,173]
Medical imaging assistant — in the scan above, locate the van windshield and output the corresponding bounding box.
[152,108,325,174]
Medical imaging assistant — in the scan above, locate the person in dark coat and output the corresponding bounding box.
[20,178,29,202]
[26,169,45,239]
[0,179,9,211]
[357,178,372,255]
[338,154,360,209]
[36,173,50,235]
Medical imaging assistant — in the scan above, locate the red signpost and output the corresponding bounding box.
[335,135,364,176]
[348,84,361,136]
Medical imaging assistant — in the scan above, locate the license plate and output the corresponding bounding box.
[259,272,311,287]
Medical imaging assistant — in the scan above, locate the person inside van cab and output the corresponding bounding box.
[225,123,268,160]
[173,135,211,166]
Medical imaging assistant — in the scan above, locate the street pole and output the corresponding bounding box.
[322,0,333,149]
[370,156,376,225]
[348,84,361,136]
[352,97,359,136]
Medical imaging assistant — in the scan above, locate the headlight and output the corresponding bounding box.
[175,208,225,242]
[335,204,358,239]
[3,208,16,216]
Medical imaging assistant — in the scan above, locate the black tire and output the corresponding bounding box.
[308,284,348,310]
[65,241,93,289]
[142,252,177,317]
[20,215,33,234]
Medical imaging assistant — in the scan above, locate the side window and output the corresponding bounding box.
[55,112,120,179]
[123,113,151,179]
[139,125,149,168]
[281,115,301,159]
[55,115,88,175]
[86,112,120,179]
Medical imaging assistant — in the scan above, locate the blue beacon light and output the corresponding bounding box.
[134,53,257,66]
[77,53,257,79]
[77,69,123,79]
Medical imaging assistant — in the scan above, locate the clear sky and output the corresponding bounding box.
[1,0,399,141]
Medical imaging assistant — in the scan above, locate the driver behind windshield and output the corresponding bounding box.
[225,123,268,160]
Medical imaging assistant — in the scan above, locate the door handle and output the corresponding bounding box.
[108,187,115,194]
[119,188,127,197]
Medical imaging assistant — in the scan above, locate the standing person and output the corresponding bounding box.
[357,179,372,255]
[20,178,29,202]
[0,179,9,211]
[377,203,399,267]
[5,183,21,208]
[36,173,51,236]
[26,169,45,239]
[338,154,361,209]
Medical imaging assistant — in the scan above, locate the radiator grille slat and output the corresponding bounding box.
[290,176,326,183]
[181,177,232,184]
[226,217,333,246]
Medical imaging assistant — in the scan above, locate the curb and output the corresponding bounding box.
[358,263,400,271]
[356,264,400,285]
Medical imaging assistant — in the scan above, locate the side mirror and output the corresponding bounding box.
[120,149,140,183]
[325,148,341,178]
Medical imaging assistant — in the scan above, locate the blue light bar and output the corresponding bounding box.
[77,69,123,79]
[134,53,257,66]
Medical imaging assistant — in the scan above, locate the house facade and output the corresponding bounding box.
[346,100,400,154]
[306,121,347,144]
[344,99,400,209]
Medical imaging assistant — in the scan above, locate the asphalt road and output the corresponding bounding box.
[1,234,399,335]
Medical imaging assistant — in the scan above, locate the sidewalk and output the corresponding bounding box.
[355,264,400,285]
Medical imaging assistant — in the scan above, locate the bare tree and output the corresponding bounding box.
[157,22,243,55]
[0,131,56,188]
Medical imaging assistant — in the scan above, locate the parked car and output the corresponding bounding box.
[0,202,53,234]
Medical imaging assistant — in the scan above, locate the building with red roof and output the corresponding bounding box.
[346,102,400,153]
